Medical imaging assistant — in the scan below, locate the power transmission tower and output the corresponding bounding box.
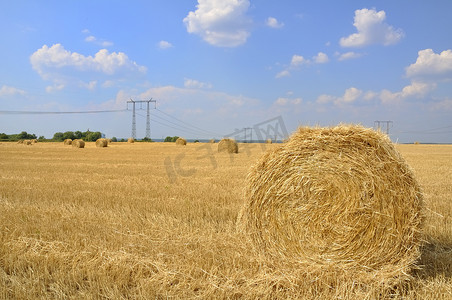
[127,98,156,139]
[374,120,393,135]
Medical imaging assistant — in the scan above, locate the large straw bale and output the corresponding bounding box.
[96,138,108,147]
[72,139,85,148]
[128,138,135,143]
[175,137,187,146]
[218,138,238,153]
[209,139,216,143]
[238,124,424,284]
[63,139,72,145]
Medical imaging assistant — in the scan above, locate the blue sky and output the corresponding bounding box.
[1,0,452,143]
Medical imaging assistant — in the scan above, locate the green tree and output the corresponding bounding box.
[171,136,179,142]
[53,132,64,141]
[111,137,118,142]
[38,136,45,140]
[0,133,8,140]
[85,131,102,141]
[63,131,76,140]
[74,131,83,139]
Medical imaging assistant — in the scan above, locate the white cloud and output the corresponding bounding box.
[275,97,288,105]
[340,8,404,47]
[380,81,436,104]
[291,55,306,66]
[0,85,26,97]
[275,70,290,78]
[183,0,252,47]
[45,84,65,93]
[313,52,329,63]
[158,40,173,49]
[405,49,452,81]
[430,98,452,111]
[30,44,147,91]
[83,30,113,47]
[184,78,212,89]
[266,17,284,29]
[316,94,336,104]
[338,87,362,104]
[337,51,364,61]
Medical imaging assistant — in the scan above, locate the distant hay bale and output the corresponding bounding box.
[63,139,72,145]
[210,139,215,143]
[266,139,272,144]
[96,138,108,148]
[24,140,32,145]
[414,141,420,145]
[17,140,24,144]
[31,139,38,144]
[128,138,135,143]
[218,138,238,153]
[72,139,85,148]
[106,138,112,144]
[175,137,187,146]
[238,124,424,284]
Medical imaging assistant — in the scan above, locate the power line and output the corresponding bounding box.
[0,109,127,115]
[155,108,222,137]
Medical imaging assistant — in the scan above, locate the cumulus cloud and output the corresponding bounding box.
[184,78,212,89]
[30,44,146,91]
[266,17,284,29]
[380,81,436,104]
[0,85,26,97]
[405,49,452,81]
[183,0,252,47]
[83,30,113,47]
[276,52,329,78]
[313,52,329,63]
[337,51,364,61]
[158,40,173,49]
[340,8,404,47]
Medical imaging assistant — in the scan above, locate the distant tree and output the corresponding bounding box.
[38,136,45,140]
[0,133,8,140]
[111,137,118,142]
[171,136,179,142]
[85,131,102,141]
[53,132,64,141]
[194,140,199,143]
[18,131,36,140]
[74,131,83,139]
[120,138,125,142]
[142,137,152,142]
[63,131,76,140]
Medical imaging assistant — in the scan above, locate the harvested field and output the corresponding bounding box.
[0,141,451,299]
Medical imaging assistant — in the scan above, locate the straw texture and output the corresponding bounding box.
[63,139,72,145]
[95,138,108,148]
[72,139,85,148]
[175,137,187,146]
[218,138,238,153]
[128,138,135,143]
[238,124,424,284]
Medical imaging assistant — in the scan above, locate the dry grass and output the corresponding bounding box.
[128,138,135,143]
[63,139,72,145]
[0,141,451,299]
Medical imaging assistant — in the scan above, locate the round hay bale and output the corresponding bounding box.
[238,125,424,283]
[72,139,85,148]
[210,139,216,143]
[128,138,135,143]
[106,138,112,144]
[63,139,72,145]
[218,138,238,153]
[17,140,24,144]
[266,139,272,144]
[175,137,187,146]
[95,138,108,148]
[24,140,32,145]
[31,139,38,144]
